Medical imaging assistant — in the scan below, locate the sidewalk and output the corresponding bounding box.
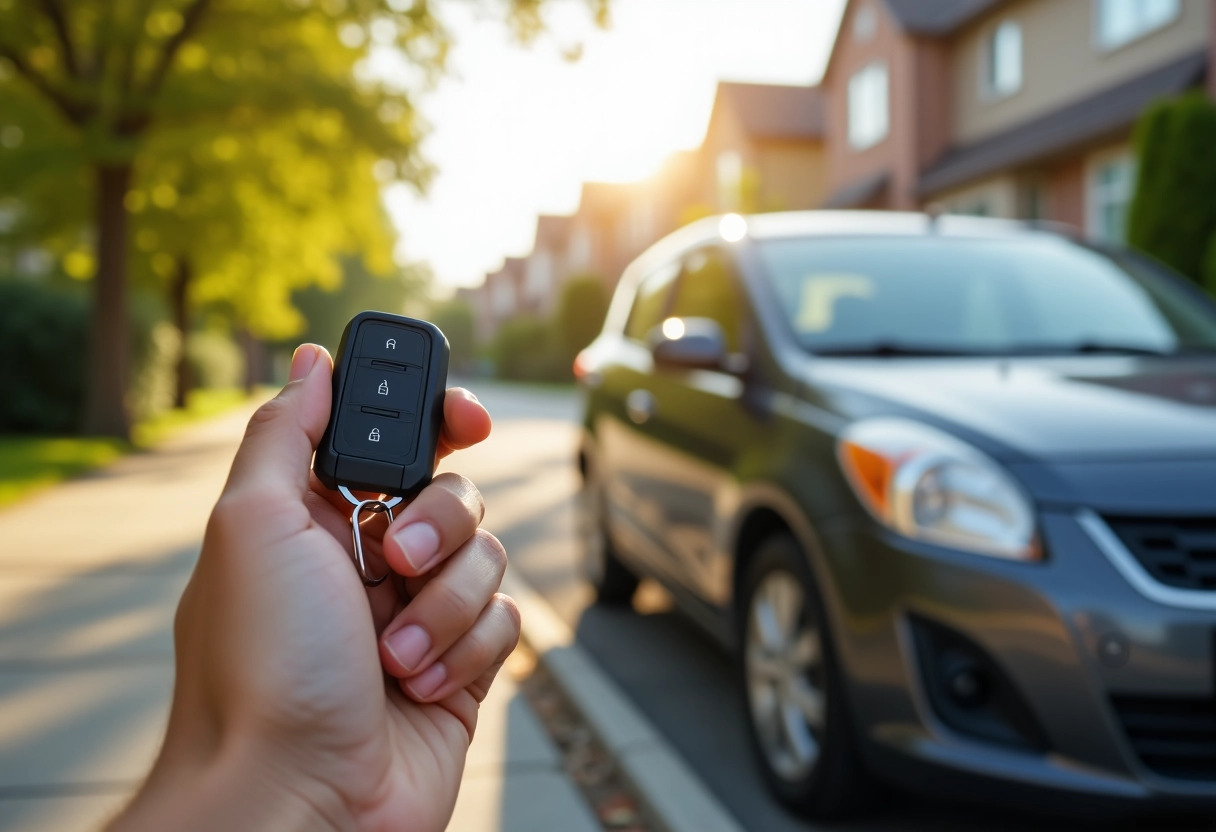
[0,399,596,832]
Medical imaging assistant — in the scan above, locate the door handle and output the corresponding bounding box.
[625,389,656,425]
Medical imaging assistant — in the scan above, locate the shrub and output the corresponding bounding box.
[0,279,167,432]
[1128,92,1216,284]
[187,330,244,390]
[491,316,567,382]
[553,275,609,364]
[430,299,476,374]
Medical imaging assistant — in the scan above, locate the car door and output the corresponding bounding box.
[596,260,688,582]
[638,246,766,604]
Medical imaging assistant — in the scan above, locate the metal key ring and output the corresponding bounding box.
[349,499,394,587]
[339,485,403,511]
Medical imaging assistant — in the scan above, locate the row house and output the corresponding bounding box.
[824,0,1213,243]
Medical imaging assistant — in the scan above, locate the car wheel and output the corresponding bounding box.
[739,533,871,818]
[579,462,639,605]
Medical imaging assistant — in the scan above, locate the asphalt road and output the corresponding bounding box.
[443,380,1114,832]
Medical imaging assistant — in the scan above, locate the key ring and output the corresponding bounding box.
[339,486,403,587]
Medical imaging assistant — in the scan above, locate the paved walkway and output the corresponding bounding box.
[0,398,597,832]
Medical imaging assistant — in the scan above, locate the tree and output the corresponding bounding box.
[1127,92,1216,285]
[554,273,608,362]
[0,0,609,437]
[292,256,429,355]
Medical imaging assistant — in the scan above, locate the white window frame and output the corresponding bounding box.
[847,61,889,151]
[1093,0,1180,51]
[982,20,1023,99]
[852,3,877,42]
[1086,148,1136,244]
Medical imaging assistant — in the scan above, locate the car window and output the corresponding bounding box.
[755,236,1216,355]
[669,248,744,351]
[624,262,680,342]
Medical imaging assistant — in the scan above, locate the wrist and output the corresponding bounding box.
[110,730,351,832]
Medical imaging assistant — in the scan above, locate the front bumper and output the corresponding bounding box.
[816,508,1216,808]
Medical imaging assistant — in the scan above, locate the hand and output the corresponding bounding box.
[110,344,518,832]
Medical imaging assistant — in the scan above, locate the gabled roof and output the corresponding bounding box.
[714,82,824,140]
[919,50,1208,196]
[881,0,1006,34]
[822,0,1009,81]
[533,214,572,250]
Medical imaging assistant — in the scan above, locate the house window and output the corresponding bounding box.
[847,62,889,150]
[1095,0,1179,50]
[984,21,1022,97]
[1087,152,1135,244]
[853,3,877,42]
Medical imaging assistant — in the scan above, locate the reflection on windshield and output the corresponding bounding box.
[755,236,1216,356]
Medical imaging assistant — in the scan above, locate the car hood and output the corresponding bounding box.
[803,355,1216,462]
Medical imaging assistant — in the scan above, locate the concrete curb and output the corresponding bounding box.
[503,572,747,832]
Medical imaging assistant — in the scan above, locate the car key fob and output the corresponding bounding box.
[313,311,450,498]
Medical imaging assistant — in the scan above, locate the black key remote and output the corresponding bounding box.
[314,311,449,498]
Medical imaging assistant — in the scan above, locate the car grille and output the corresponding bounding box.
[1111,696,1216,780]
[1103,517,1216,591]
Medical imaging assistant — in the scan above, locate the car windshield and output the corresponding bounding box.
[754,235,1216,356]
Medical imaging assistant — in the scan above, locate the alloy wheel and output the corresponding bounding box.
[745,569,826,781]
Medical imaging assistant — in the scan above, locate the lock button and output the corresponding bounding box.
[337,408,416,462]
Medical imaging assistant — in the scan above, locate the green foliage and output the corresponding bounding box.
[430,298,476,373]
[554,274,608,361]
[187,330,244,390]
[491,316,567,382]
[290,256,428,355]
[0,279,165,430]
[1128,92,1216,284]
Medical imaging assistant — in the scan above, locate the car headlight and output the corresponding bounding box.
[837,418,1039,561]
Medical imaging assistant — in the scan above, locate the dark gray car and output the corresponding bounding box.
[576,211,1216,818]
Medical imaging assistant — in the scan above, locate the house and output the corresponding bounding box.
[822,0,1212,243]
[695,81,828,214]
[521,214,572,317]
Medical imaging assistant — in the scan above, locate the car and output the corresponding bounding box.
[575,210,1216,819]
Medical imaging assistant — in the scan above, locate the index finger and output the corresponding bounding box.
[437,387,491,460]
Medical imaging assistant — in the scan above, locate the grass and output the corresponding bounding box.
[0,387,260,510]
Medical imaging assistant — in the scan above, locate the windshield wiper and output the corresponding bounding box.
[1009,341,1178,357]
[809,342,985,357]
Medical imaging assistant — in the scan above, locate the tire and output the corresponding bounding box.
[578,463,639,605]
[737,533,872,818]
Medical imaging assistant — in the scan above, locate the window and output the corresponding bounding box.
[624,262,679,341]
[669,249,744,351]
[847,63,889,150]
[984,21,1022,97]
[853,3,877,42]
[1088,152,1135,244]
[1096,0,1179,50]
[716,151,742,210]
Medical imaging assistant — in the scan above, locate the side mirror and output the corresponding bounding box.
[649,317,738,372]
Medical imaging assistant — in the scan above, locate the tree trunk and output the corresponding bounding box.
[81,164,133,438]
[239,328,264,395]
[171,257,193,409]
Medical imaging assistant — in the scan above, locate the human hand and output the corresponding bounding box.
[111,344,517,832]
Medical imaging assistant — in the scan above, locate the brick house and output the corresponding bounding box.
[694,81,828,214]
[823,0,1212,243]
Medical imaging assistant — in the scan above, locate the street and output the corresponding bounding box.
[448,381,1059,832]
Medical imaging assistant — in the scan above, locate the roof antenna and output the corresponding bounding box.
[924,202,946,233]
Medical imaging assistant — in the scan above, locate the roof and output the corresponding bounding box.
[533,214,571,249]
[919,50,1208,197]
[822,170,891,209]
[714,82,824,140]
[881,0,1006,34]
[823,0,1008,81]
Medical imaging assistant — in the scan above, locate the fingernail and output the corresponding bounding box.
[384,624,430,672]
[393,522,440,571]
[289,345,319,382]
[406,662,447,699]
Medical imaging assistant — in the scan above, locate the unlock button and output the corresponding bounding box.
[350,365,422,414]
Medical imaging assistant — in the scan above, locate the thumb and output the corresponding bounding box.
[223,344,334,501]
